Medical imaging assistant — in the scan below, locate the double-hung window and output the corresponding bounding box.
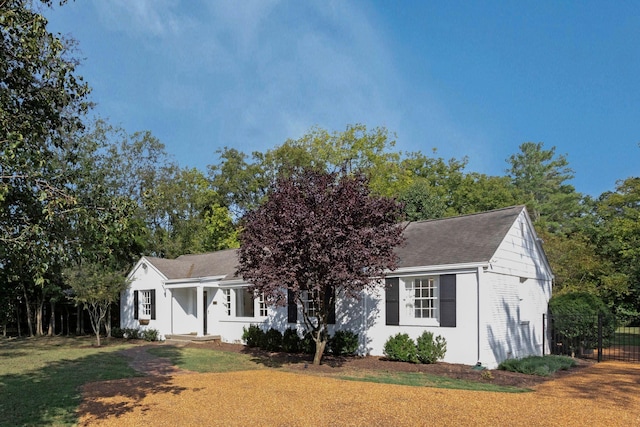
[141,290,153,318]
[235,288,255,317]
[222,289,231,316]
[258,294,268,317]
[302,290,319,318]
[405,276,439,321]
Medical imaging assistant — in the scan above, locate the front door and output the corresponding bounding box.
[203,291,208,335]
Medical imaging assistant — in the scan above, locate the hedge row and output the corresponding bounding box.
[242,325,359,356]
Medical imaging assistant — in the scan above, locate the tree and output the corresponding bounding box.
[593,177,640,313]
[65,263,129,346]
[507,142,582,230]
[1,0,91,335]
[237,168,404,365]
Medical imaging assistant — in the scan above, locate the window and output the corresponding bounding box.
[302,290,318,318]
[141,290,153,317]
[222,289,231,316]
[235,288,255,317]
[258,294,268,317]
[405,277,438,319]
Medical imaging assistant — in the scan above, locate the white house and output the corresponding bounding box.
[121,205,553,368]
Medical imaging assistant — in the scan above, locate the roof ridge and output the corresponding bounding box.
[408,205,525,225]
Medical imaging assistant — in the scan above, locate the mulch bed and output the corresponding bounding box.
[176,341,594,389]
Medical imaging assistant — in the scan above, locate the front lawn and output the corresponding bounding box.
[0,336,140,426]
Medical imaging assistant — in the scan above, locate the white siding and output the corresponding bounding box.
[478,211,553,367]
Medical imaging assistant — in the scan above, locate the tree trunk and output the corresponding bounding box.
[76,305,82,335]
[22,285,34,337]
[35,295,44,336]
[48,300,55,336]
[313,338,327,365]
[16,304,21,337]
[105,304,112,338]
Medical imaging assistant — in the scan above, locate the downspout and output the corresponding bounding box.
[477,266,482,364]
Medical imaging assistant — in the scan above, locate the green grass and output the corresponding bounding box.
[0,336,140,426]
[498,355,576,376]
[147,346,261,373]
[613,327,640,346]
[339,371,531,393]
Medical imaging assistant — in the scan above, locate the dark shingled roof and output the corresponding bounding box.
[143,206,526,280]
[396,205,525,268]
[145,248,240,280]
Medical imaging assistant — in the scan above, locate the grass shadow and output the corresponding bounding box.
[0,338,188,426]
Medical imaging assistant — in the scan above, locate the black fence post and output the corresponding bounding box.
[597,312,603,363]
[542,313,546,356]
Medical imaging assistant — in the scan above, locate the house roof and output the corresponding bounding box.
[141,205,527,281]
[395,205,525,268]
[144,249,240,281]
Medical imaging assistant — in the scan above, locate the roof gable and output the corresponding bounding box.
[396,206,526,268]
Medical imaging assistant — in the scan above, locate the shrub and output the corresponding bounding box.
[282,328,301,353]
[329,330,359,356]
[242,325,265,348]
[141,328,160,342]
[383,333,418,363]
[300,332,315,354]
[549,292,615,353]
[262,328,283,351]
[122,328,139,340]
[416,331,447,364]
[111,327,124,338]
[498,355,576,376]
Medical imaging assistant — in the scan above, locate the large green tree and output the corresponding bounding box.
[507,142,583,230]
[1,0,91,335]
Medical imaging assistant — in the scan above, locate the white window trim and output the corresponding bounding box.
[140,290,152,319]
[400,276,440,326]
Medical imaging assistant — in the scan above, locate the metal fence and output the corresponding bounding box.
[546,313,640,363]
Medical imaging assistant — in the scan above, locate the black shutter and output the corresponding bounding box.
[150,289,156,320]
[385,277,399,326]
[325,287,336,325]
[287,289,297,323]
[440,274,456,327]
[134,290,139,320]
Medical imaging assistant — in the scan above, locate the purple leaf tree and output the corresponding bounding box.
[237,168,404,364]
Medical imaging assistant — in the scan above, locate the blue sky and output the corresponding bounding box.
[44,1,639,197]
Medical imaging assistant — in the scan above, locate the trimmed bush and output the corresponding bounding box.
[383,333,418,363]
[329,330,359,356]
[262,328,283,352]
[242,325,265,348]
[282,328,301,353]
[122,328,139,340]
[141,328,160,342]
[416,331,447,364]
[111,327,124,338]
[301,332,315,354]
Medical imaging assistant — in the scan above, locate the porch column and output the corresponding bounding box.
[196,285,204,337]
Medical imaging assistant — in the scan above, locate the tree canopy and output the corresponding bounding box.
[237,168,404,364]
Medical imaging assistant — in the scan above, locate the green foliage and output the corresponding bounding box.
[242,325,265,348]
[122,328,140,340]
[111,327,124,338]
[549,292,615,353]
[282,328,301,353]
[498,355,577,376]
[141,329,160,342]
[383,333,418,363]
[415,331,447,364]
[262,328,283,351]
[301,332,316,354]
[329,330,359,356]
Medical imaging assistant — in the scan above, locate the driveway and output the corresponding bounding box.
[79,361,640,426]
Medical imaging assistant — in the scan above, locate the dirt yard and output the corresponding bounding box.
[78,343,640,426]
